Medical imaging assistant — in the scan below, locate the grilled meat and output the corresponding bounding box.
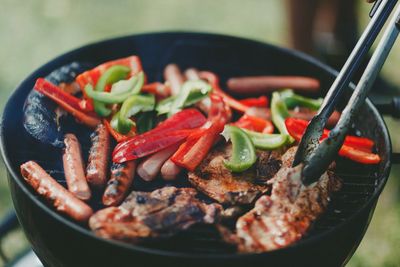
[188,144,282,205]
[90,187,222,243]
[221,147,341,253]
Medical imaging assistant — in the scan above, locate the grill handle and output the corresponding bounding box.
[375,96,400,118]
[375,97,400,164]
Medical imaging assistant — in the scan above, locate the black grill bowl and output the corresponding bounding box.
[0,32,392,267]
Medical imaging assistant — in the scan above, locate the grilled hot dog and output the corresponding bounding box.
[137,144,180,181]
[20,161,93,222]
[227,76,320,94]
[86,124,110,189]
[63,134,91,201]
[102,161,136,206]
[164,64,185,96]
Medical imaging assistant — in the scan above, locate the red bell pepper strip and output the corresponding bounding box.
[75,56,143,110]
[113,129,194,163]
[112,109,206,163]
[199,71,250,113]
[103,119,136,143]
[286,118,374,151]
[239,96,269,107]
[142,82,171,99]
[34,78,101,128]
[76,56,143,90]
[233,114,274,134]
[285,118,380,164]
[171,94,230,171]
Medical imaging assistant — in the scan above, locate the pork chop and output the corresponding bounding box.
[188,144,283,205]
[220,147,342,252]
[89,187,222,243]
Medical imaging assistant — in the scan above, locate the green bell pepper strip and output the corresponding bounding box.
[156,96,175,115]
[271,92,295,143]
[91,65,130,117]
[279,89,323,110]
[168,80,212,116]
[84,72,144,104]
[117,94,155,134]
[222,125,257,173]
[242,129,289,150]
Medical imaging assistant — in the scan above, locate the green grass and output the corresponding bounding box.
[1,0,400,266]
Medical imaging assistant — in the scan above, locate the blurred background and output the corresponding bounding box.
[1,0,400,266]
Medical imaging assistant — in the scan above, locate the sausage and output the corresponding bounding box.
[184,68,200,80]
[161,159,182,181]
[137,144,180,181]
[245,107,340,128]
[63,134,91,201]
[20,161,93,222]
[102,161,136,206]
[86,124,110,189]
[164,64,185,96]
[227,76,320,95]
[245,107,271,120]
[290,108,340,127]
[183,68,211,114]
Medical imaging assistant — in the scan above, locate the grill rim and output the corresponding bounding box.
[0,31,392,259]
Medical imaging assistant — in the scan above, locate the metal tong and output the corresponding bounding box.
[294,0,400,185]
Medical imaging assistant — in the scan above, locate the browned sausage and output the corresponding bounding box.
[227,76,320,95]
[102,161,136,206]
[245,107,271,120]
[137,144,180,181]
[20,161,93,222]
[86,124,110,189]
[245,107,340,128]
[161,159,182,181]
[289,108,340,128]
[164,64,185,96]
[63,134,91,201]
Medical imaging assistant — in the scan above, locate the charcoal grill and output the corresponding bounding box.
[1,32,399,267]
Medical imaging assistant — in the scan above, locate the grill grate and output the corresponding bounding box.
[14,138,381,255]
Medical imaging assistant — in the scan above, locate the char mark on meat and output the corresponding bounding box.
[220,147,342,252]
[89,187,222,243]
[188,144,283,205]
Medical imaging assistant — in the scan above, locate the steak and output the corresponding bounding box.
[188,144,283,205]
[89,187,222,243]
[220,147,342,252]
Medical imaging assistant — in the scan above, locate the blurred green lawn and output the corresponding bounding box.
[1,0,400,266]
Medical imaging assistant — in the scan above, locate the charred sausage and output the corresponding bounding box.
[102,161,136,206]
[137,144,180,181]
[20,161,93,222]
[164,64,185,96]
[227,76,320,94]
[86,124,110,189]
[63,134,91,201]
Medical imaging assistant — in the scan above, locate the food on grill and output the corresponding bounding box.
[160,159,182,180]
[137,143,181,181]
[21,56,381,252]
[20,161,93,222]
[188,143,281,205]
[164,63,185,96]
[90,187,222,242]
[219,147,342,252]
[227,76,320,94]
[86,124,111,188]
[62,133,91,201]
[102,161,136,206]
